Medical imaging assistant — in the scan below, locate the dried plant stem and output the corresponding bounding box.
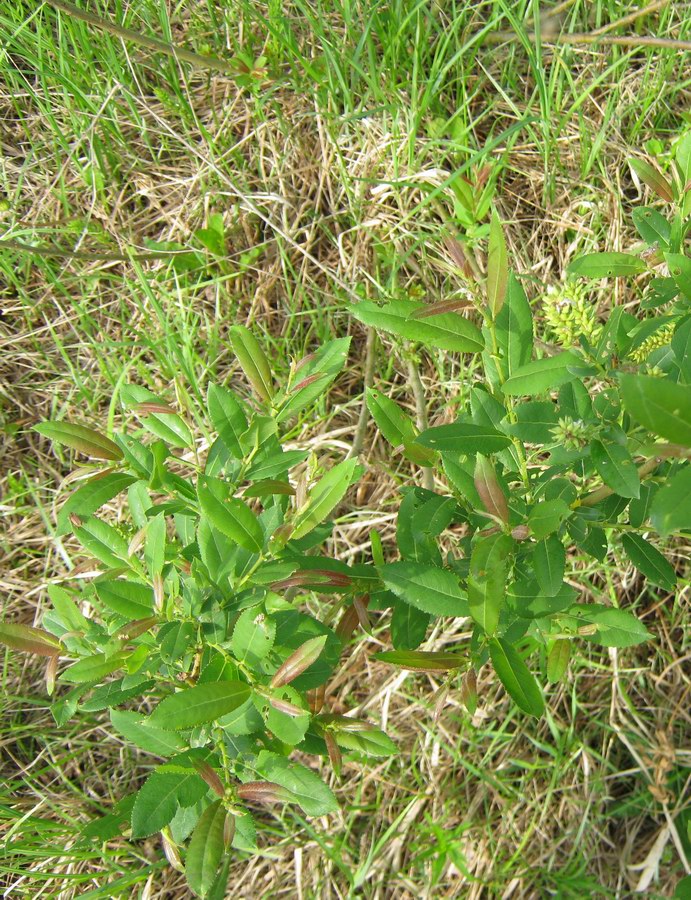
[349,328,377,459]
[487,29,691,53]
[405,351,434,491]
[45,0,238,74]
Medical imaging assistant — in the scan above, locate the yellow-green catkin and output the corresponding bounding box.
[627,323,676,363]
[542,280,602,348]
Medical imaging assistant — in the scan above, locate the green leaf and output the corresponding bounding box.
[379,561,469,617]
[145,512,166,577]
[0,622,61,656]
[501,352,580,396]
[528,499,571,540]
[231,609,276,667]
[620,374,691,446]
[621,534,676,590]
[390,600,430,650]
[131,765,207,838]
[110,709,186,756]
[229,325,274,402]
[590,440,640,499]
[487,210,508,317]
[33,421,123,461]
[46,585,90,634]
[121,385,193,449]
[56,473,136,535]
[159,621,196,664]
[494,273,533,378]
[468,533,513,635]
[374,650,464,671]
[198,478,264,552]
[73,517,130,569]
[415,423,512,454]
[628,158,674,202]
[207,383,248,459]
[506,401,558,444]
[291,458,358,540]
[255,751,338,816]
[631,208,671,248]
[61,651,130,684]
[532,535,566,597]
[330,726,397,757]
[149,681,251,730]
[277,337,351,423]
[489,638,544,717]
[650,466,691,535]
[571,605,652,647]
[95,579,154,619]
[546,639,570,684]
[567,252,646,279]
[186,800,227,898]
[366,388,417,447]
[665,253,691,300]
[351,298,484,353]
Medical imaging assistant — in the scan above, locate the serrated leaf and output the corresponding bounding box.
[33,421,123,461]
[379,561,468,617]
[590,440,640,499]
[231,609,276,667]
[620,374,691,447]
[186,800,227,898]
[61,651,130,684]
[198,479,264,552]
[131,767,206,838]
[277,337,351,423]
[95,579,154,619]
[621,533,676,590]
[489,638,544,717]
[255,752,338,816]
[110,709,186,756]
[501,352,580,396]
[149,682,251,730]
[73,517,130,569]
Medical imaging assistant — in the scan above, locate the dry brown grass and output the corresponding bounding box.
[2,2,691,896]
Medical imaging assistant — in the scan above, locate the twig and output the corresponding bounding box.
[590,0,669,37]
[486,30,691,52]
[349,328,377,459]
[405,350,435,491]
[44,0,240,74]
[0,236,188,262]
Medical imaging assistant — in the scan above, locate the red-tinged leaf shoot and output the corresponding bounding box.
[236,781,294,804]
[0,622,62,657]
[270,635,328,688]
